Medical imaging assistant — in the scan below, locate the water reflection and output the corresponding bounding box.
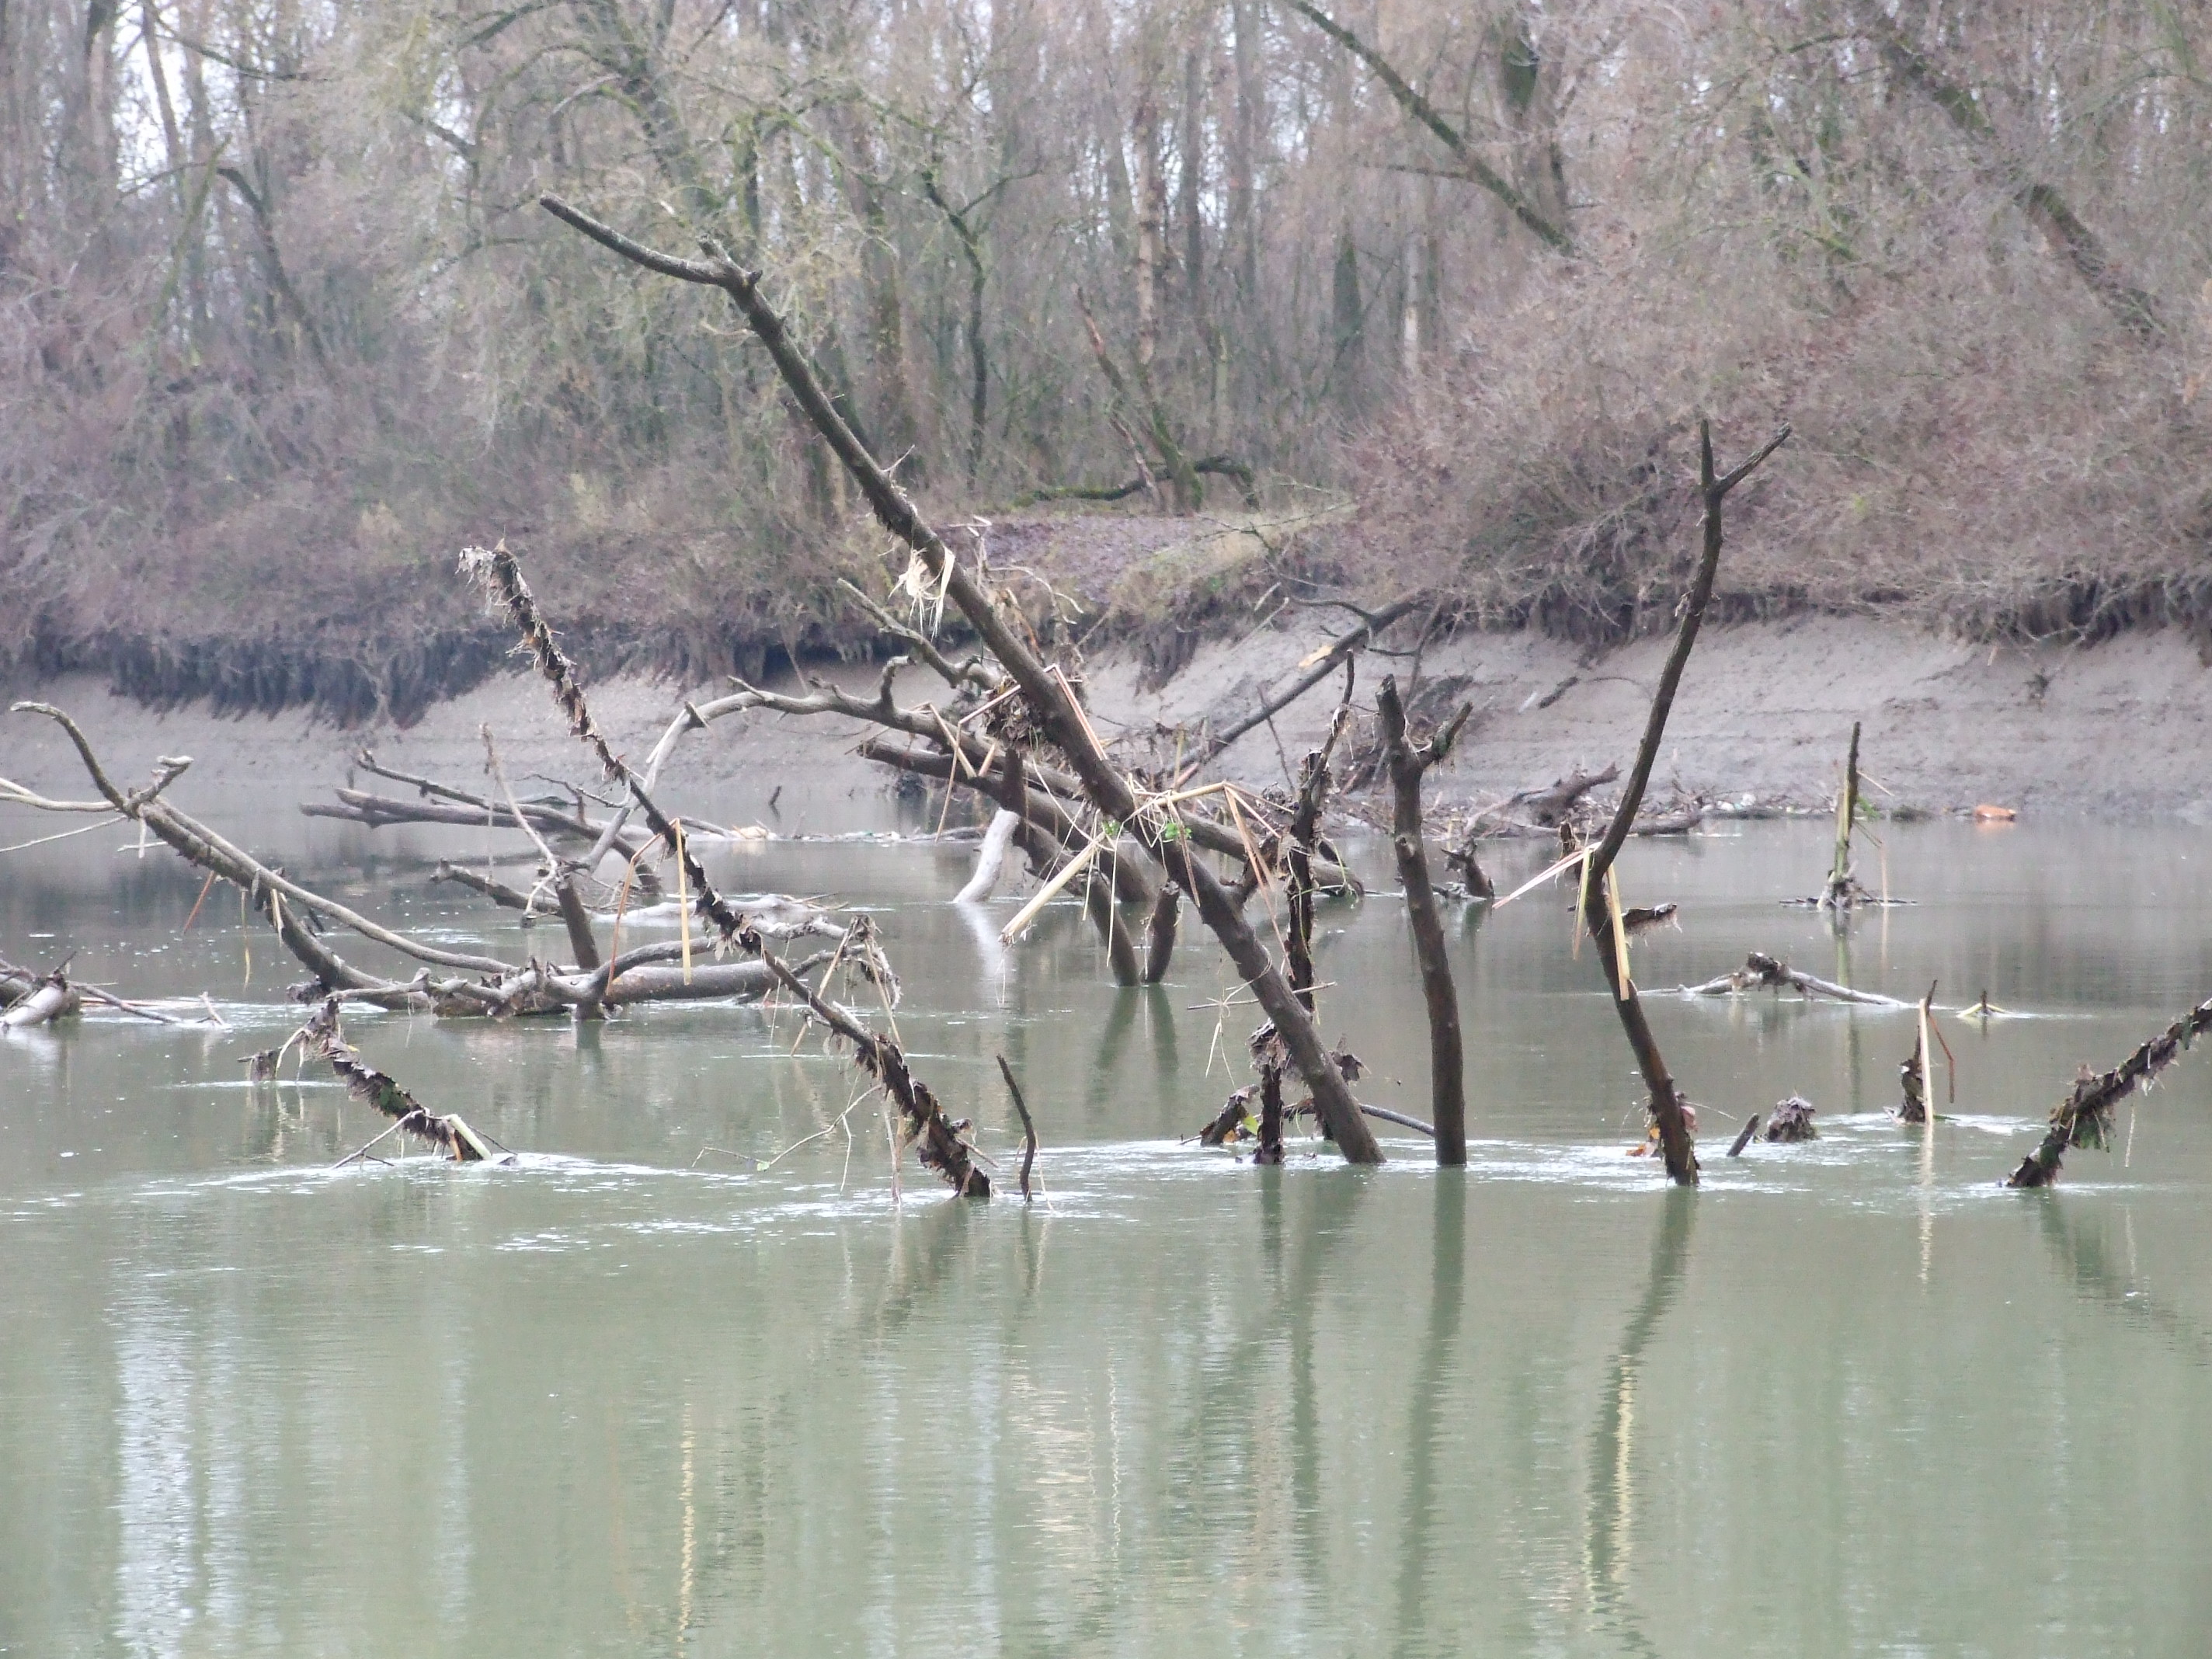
[10,817,2212,1651]
[1584,1191,1696,1656]
[1389,1176,1466,1659]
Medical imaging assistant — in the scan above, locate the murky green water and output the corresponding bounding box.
[8,805,2212,1655]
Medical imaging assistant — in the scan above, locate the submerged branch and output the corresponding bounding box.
[461,541,990,1195]
[2008,993,2212,1188]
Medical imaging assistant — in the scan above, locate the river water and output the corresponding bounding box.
[5,804,2212,1655]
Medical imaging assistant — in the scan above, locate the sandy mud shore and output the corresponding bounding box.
[5,617,2210,830]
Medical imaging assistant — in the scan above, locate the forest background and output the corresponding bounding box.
[4,0,2209,724]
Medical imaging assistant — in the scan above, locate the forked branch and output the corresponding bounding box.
[1579,419,1789,1186]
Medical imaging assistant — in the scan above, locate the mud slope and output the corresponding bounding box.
[4,617,2209,828]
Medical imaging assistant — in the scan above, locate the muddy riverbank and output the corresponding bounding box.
[5,615,2208,826]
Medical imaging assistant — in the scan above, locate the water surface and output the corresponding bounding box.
[6,808,2212,1655]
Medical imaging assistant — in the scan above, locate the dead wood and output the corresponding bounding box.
[1143,886,1179,984]
[600,958,788,1004]
[1082,856,1143,987]
[1198,1087,1254,1147]
[677,655,1167,914]
[1633,800,1705,836]
[6,704,805,1022]
[1765,1096,1817,1141]
[1377,673,1475,1166]
[13,703,518,994]
[1506,763,1619,828]
[1254,1064,1286,1164]
[307,999,494,1161]
[1442,832,1494,900]
[1,969,82,1029]
[1284,701,1351,1013]
[432,862,534,911]
[995,1054,1038,1200]
[1683,951,1908,1007]
[1727,1115,1760,1156]
[542,193,1384,1162]
[553,872,603,979]
[1342,1102,1436,1138]
[955,809,1020,903]
[1184,596,1423,775]
[1896,986,1934,1125]
[859,738,1357,896]
[1822,721,1864,910]
[461,540,990,1195]
[1581,419,1792,1187]
[2006,995,2212,1187]
[1021,455,1261,511]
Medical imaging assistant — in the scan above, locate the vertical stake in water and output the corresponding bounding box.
[1828,720,1861,909]
[673,819,693,983]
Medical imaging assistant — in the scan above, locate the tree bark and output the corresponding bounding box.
[537,195,1387,1163]
[1377,675,1473,1166]
[1580,420,1790,1186]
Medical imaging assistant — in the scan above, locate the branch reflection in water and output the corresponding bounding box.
[1584,1190,1696,1656]
[1390,1173,1466,1659]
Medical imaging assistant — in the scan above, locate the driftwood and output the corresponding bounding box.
[1504,763,1619,829]
[1897,1023,1930,1124]
[543,191,1383,1161]
[1683,951,1908,1007]
[1727,1115,1760,1156]
[1765,1096,1817,1141]
[1579,419,1791,1187]
[955,810,1020,903]
[9,706,521,1009]
[1442,833,1494,900]
[461,541,991,1195]
[5,704,823,1021]
[1182,596,1423,777]
[1,969,81,1029]
[308,999,496,1162]
[1196,1086,1436,1148]
[1377,674,1475,1166]
[432,862,536,912]
[859,735,1358,898]
[1895,983,1947,1125]
[1634,799,1705,836]
[1283,701,1350,1013]
[670,649,1170,925]
[995,1054,1038,1200]
[2006,995,2212,1187]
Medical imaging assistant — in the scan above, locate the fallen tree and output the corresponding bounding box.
[306,998,498,1163]
[3,703,836,1020]
[460,541,994,1195]
[2008,993,2212,1188]
[538,191,1389,1162]
[1684,952,1909,1007]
